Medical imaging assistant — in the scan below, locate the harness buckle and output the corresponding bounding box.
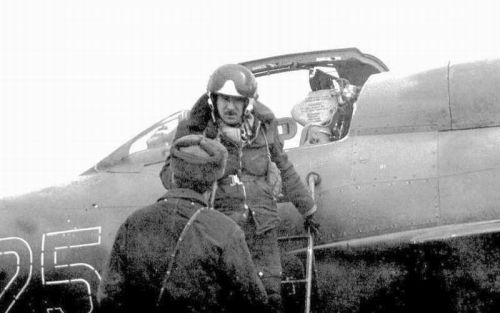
[229,174,242,186]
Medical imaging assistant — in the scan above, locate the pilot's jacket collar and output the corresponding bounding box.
[158,188,207,207]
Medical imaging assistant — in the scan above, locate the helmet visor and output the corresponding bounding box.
[207,64,257,98]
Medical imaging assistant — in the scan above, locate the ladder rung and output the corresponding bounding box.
[278,235,311,242]
[282,279,308,284]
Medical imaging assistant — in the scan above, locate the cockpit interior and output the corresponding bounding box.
[290,67,359,146]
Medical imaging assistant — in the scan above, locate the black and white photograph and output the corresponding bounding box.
[1,0,500,312]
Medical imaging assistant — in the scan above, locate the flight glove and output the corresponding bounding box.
[304,214,320,236]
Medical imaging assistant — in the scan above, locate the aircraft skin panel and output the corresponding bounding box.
[0,181,167,313]
[439,169,500,224]
[350,132,438,183]
[2,167,165,211]
[320,177,439,241]
[286,138,354,188]
[351,66,451,135]
[1,188,142,253]
[437,127,500,224]
[286,131,440,242]
[438,127,500,176]
[286,131,439,188]
[0,205,131,313]
[449,59,500,130]
[0,165,169,312]
[281,141,355,241]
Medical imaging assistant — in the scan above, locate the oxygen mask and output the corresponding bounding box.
[220,125,242,143]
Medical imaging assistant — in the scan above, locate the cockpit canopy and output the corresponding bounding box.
[88,49,388,173]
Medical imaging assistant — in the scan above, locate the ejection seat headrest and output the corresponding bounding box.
[291,89,339,127]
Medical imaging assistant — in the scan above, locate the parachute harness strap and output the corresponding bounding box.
[207,92,217,123]
[261,124,271,160]
[156,206,205,307]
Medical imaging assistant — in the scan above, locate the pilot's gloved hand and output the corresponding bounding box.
[304,214,320,236]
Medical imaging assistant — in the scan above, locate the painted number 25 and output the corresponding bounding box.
[0,227,102,313]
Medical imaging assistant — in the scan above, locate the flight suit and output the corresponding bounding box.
[163,95,316,312]
[97,188,268,313]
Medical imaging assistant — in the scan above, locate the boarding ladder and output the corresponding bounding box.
[278,172,320,313]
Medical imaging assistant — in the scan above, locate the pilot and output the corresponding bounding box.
[160,64,320,312]
[98,135,268,313]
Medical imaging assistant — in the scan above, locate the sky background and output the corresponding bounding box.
[1,0,500,196]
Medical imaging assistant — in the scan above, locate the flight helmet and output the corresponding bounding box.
[207,64,258,99]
